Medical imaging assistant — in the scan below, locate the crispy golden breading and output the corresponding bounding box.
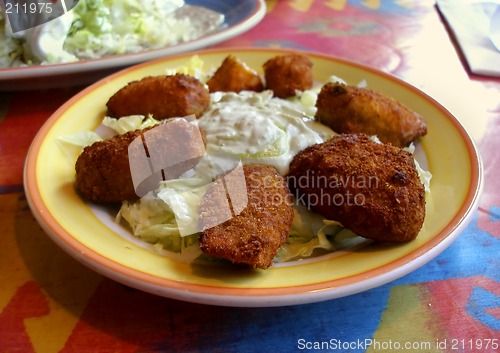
[263,53,313,98]
[315,82,427,147]
[206,55,264,93]
[106,74,210,119]
[75,130,140,203]
[287,134,426,242]
[75,120,206,203]
[199,164,294,269]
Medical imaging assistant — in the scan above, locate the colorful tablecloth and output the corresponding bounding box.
[1,1,499,352]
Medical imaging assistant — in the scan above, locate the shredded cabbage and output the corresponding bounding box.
[102,114,161,134]
[166,55,211,82]
[64,0,191,59]
[56,131,103,163]
[117,178,203,252]
[0,12,24,67]
[0,0,223,67]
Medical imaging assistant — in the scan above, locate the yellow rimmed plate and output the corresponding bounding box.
[24,48,483,307]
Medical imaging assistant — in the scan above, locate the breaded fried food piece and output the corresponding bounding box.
[106,74,210,119]
[287,134,426,242]
[315,82,427,147]
[263,53,313,98]
[199,164,294,269]
[206,55,264,93]
[75,130,140,203]
[75,119,206,203]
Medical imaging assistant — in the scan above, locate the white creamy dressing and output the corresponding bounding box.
[1,7,77,65]
[22,12,78,64]
[196,90,335,177]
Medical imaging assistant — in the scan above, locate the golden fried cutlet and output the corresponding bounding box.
[106,74,210,120]
[315,82,427,147]
[263,53,313,98]
[287,134,426,242]
[199,164,294,269]
[75,130,140,203]
[206,55,264,93]
[75,119,206,203]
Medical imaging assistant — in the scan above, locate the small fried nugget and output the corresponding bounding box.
[106,74,210,119]
[287,134,426,242]
[315,82,427,147]
[206,55,264,93]
[75,130,140,203]
[199,164,294,269]
[263,53,313,98]
[75,119,206,203]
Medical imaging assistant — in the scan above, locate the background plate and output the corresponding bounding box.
[24,48,483,307]
[0,0,266,91]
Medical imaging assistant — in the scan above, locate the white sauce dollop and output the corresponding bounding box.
[196,90,335,178]
[23,12,78,64]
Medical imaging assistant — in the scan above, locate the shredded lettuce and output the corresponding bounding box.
[56,131,103,163]
[56,114,162,165]
[166,55,211,82]
[0,12,25,67]
[118,174,360,260]
[0,0,223,67]
[102,114,161,134]
[118,182,200,253]
[275,205,359,262]
[64,0,191,59]
[156,178,211,237]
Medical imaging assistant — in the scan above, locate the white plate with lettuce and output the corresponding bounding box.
[0,0,266,91]
[24,48,482,307]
